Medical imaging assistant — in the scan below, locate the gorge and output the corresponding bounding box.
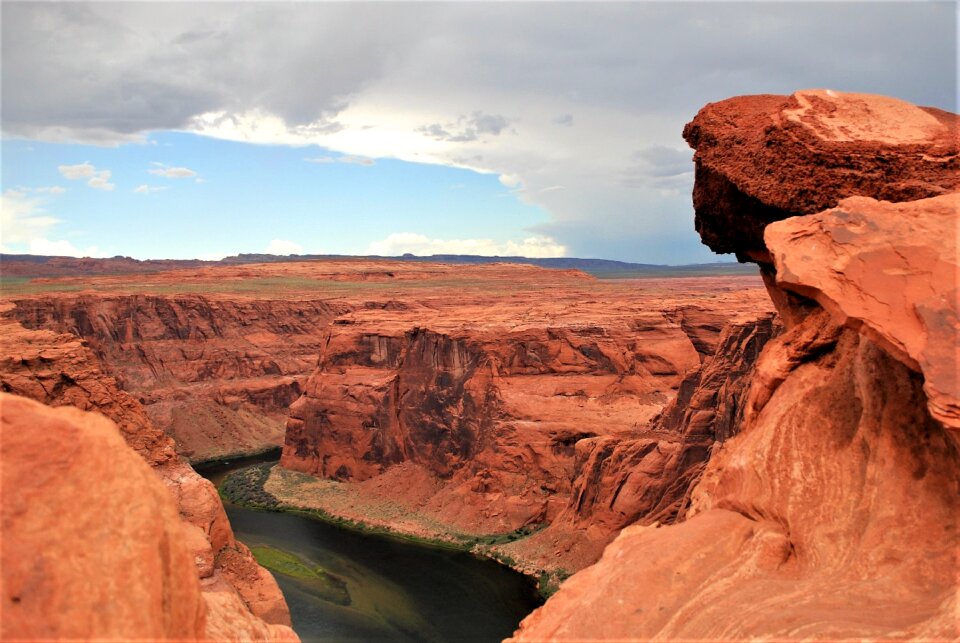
[2,89,957,642]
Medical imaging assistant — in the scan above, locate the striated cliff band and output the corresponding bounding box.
[512,91,959,639]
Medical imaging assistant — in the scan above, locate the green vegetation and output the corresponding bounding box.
[536,569,572,599]
[218,463,280,508]
[250,544,351,606]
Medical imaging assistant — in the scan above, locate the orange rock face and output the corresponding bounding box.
[280,275,773,546]
[0,394,297,642]
[0,308,295,638]
[513,90,959,639]
[10,295,343,462]
[682,89,958,261]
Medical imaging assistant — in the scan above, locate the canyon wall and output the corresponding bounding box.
[0,306,297,640]
[280,283,774,559]
[513,90,959,639]
[10,295,344,461]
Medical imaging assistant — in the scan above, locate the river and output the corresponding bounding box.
[197,455,542,643]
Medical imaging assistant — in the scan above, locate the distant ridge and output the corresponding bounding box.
[1,252,755,279]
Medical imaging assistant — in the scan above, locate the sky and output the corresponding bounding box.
[1,2,956,264]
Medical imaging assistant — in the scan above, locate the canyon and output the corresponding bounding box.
[1,89,955,642]
[1,258,771,638]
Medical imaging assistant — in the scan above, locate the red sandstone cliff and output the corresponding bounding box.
[280,284,774,556]
[0,306,296,638]
[1,394,298,641]
[512,90,959,639]
[9,295,345,461]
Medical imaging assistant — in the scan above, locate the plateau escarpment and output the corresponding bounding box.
[513,90,959,639]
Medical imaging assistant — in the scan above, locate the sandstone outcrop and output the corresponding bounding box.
[0,307,295,636]
[512,90,959,639]
[280,280,773,549]
[502,312,778,571]
[1,394,297,641]
[682,89,958,262]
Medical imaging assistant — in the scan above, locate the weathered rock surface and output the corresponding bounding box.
[281,279,773,546]
[766,193,959,435]
[513,90,959,639]
[1,393,297,641]
[682,89,958,261]
[0,308,294,635]
[10,295,343,462]
[502,312,778,571]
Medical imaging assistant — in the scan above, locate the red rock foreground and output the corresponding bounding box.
[0,305,297,640]
[1,394,297,641]
[512,90,959,639]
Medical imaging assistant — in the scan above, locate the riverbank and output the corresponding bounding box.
[219,462,571,598]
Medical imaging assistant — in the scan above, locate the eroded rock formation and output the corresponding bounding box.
[9,295,343,461]
[1,394,297,641]
[0,307,296,638]
[280,283,773,551]
[512,90,959,639]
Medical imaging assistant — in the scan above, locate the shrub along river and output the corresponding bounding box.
[197,455,542,643]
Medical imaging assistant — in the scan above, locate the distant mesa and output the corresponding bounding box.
[0,251,753,279]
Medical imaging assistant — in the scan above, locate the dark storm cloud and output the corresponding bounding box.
[2,1,955,262]
[5,2,954,142]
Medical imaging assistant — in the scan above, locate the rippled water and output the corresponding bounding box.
[198,455,542,642]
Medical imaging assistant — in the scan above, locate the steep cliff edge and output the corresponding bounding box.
[513,91,959,639]
[0,307,296,637]
[9,295,344,461]
[1,394,297,641]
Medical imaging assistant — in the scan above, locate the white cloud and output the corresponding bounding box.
[265,238,304,255]
[58,162,96,179]
[498,174,522,188]
[304,155,375,166]
[365,233,566,258]
[27,238,104,258]
[148,165,198,178]
[87,169,115,191]
[0,191,104,257]
[35,186,66,194]
[1,191,60,243]
[134,184,167,194]
[58,162,114,190]
[4,3,955,262]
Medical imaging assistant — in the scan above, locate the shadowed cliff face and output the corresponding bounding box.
[513,90,959,640]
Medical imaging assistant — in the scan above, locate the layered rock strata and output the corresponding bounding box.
[280,284,774,555]
[0,307,296,638]
[513,90,959,639]
[1,394,298,641]
[10,295,344,461]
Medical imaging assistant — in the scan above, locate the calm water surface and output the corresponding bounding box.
[198,455,542,643]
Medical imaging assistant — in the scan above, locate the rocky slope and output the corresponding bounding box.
[1,394,297,641]
[513,90,959,639]
[278,275,774,572]
[0,306,296,639]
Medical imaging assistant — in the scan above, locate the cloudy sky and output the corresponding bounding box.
[2,2,956,263]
